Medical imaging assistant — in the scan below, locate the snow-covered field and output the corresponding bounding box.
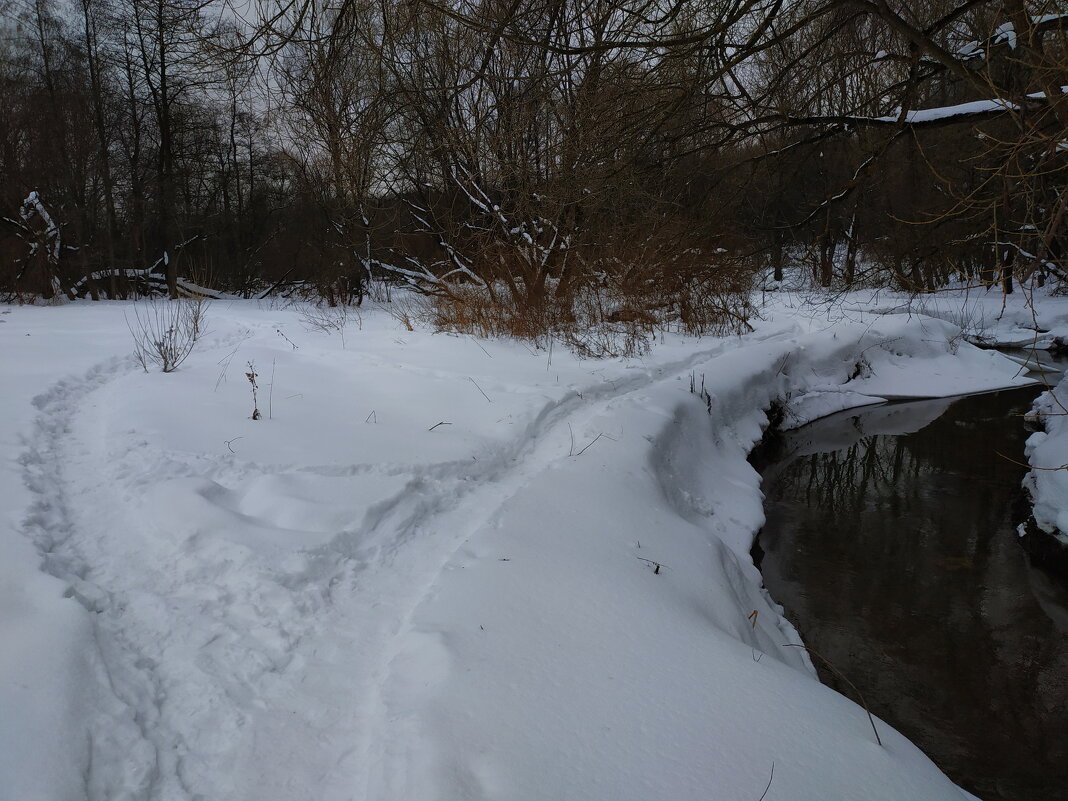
[3,286,1066,801]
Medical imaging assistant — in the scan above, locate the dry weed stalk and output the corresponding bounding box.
[246,361,261,420]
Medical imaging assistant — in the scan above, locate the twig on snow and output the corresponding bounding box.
[635,555,669,574]
[215,343,242,391]
[276,328,298,349]
[469,377,492,403]
[575,432,617,457]
[757,762,775,801]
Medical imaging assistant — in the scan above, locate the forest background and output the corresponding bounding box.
[1,0,1066,341]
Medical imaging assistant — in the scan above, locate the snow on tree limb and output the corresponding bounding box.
[787,88,1068,129]
[20,191,62,263]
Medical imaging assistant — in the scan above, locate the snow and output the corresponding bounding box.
[21,191,62,263]
[0,289,1054,801]
[1034,13,1068,25]
[1025,375,1068,545]
[841,87,1068,126]
[0,305,141,801]
[993,22,1017,50]
[836,284,1068,351]
[860,97,1017,125]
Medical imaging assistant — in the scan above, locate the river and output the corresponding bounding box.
[753,388,1068,801]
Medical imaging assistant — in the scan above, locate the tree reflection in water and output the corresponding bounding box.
[756,389,1068,801]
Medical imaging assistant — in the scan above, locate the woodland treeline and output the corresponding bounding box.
[1,0,1066,330]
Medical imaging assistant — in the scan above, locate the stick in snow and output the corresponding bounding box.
[575,432,617,456]
[783,644,882,746]
[468,377,492,403]
[757,763,775,801]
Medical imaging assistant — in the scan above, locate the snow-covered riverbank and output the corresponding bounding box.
[1024,375,1068,562]
[2,290,1064,801]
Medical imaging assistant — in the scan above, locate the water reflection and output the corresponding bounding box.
[756,389,1068,801]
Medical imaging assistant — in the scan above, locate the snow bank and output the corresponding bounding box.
[1024,375,1068,547]
[0,296,1040,801]
[834,283,1068,352]
[375,313,1031,801]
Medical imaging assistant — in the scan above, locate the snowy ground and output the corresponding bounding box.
[3,286,1066,801]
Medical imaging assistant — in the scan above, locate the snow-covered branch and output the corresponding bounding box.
[787,88,1068,130]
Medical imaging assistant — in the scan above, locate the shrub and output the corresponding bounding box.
[126,298,207,372]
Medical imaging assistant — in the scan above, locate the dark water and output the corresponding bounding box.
[754,389,1068,801]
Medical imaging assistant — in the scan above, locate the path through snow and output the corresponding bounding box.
[4,295,1058,801]
[17,307,791,799]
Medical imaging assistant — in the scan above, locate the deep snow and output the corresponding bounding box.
[2,287,1065,801]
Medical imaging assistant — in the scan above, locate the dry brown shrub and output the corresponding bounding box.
[658,260,757,337]
[420,224,758,354]
[429,283,559,342]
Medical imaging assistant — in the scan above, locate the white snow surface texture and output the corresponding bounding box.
[0,292,1058,801]
[1026,374,1068,544]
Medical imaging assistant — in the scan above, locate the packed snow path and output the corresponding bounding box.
[21,317,764,800]
[5,295,1060,801]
